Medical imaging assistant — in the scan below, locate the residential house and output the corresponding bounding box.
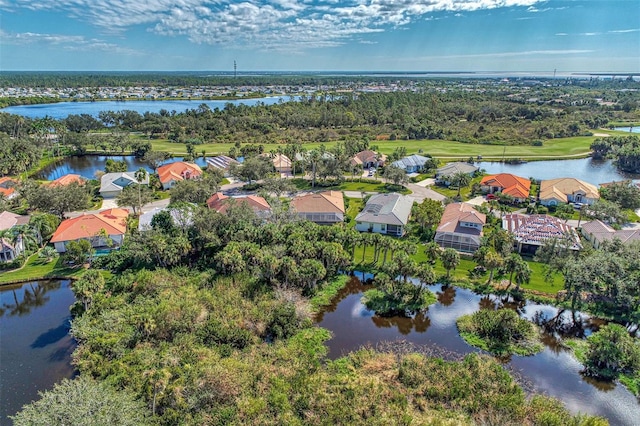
[350,150,385,169]
[157,161,203,190]
[581,220,640,249]
[391,154,431,173]
[261,153,292,174]
[0,177,19,200]
[502,213,581,255]
[480,173,531,203]
[206,155,239,176]
[0,211,30,262]
[50,208,129,253]
[100,171,149,198]
[206,192,271,217]
[435,162,479,186]
[539,178,599,207]
[355,193,413,236]
[49,174,85,187]
[434,203,486,253]
[138,206,194,232]
[290,191,345,224]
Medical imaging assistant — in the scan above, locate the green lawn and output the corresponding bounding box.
[344,198,364,227]
[147,132,608,159]
[0,251,85,285]
[290,178,409,194]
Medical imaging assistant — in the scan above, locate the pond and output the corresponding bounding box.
[315,274,640,426]
[479,157,640,183]
[0,280,77,423]
[614,126,640,134]
[1,96,292,120]
[38,155,208,180]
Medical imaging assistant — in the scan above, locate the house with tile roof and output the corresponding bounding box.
[206,155,239,176]
[0,211,30,262]
[49,174,85,187]
[435,162,479,186]
[434,203,486,253]
[391,154,431,173]
[261,153,292,174]
[502,213,581,255]
[100,171,149,198]
[539,178,599,207]
[50,208,129,253]
[0,177,19,200]
[206,192,271,217]
[350,150,385,169]
[290,191,345,225]
[157,161,203,190]
[480,173,531,203]
[581,220,640,249]
[355,193,414,236]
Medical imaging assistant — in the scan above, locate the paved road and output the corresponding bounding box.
[405,182,446,203]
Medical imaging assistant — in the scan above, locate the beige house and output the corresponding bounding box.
[434,203,486,253]
[539,178,599,207]
[290,191,345,224]
[581,220,640,249]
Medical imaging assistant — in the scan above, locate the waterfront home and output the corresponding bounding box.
[0,177,19,200]
[100,171,149,198]
[0,211,30,262]
[206,155,239,176]
[290,191,345,224]
[435,162,479,186]
[350,150,385,169]
[355,193,413,236]
[157,161,203,190]
[502,213,581,255]
[581,220,640,249]
[391,154,431,173]
[206,192,271,217]
[434,203,486,253]
[50,208,129,253]
[539,177,599,207]
[480,173,531,203]
[49,174,85,187]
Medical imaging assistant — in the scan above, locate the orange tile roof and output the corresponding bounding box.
[0,187,16,198]
[291,191,345,214]
[207,192,271,214]
[51,209,128,243]
[480,173,531,199]
[0,177,18,198]
[157,162,203,185]
[49,174,85,187]
[437,202,486,233]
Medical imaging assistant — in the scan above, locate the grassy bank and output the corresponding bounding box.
[309,275,349,313]
[0,252,84,285]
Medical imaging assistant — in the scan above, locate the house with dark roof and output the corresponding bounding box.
[581,220,640,249]
[435,162,479,186]
[290,191,345,224]
[50,208,129,253]
[502,213,581,255]
[434,203,486,253]
[355,193,414,236]
[391,154,431,173]
[480,173,531,203]
[100,172,149,198]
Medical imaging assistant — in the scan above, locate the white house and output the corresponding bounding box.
[100,172,149,198]
[355,193,414,236]
[391,154,431,173]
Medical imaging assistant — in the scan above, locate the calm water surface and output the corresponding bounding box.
[316,274,640,426]
[479,157,640,183]
[1,96,291,119]
[0,280,76,423]
[38,155,208,180]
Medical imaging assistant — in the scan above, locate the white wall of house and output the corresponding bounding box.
[355,221,403,236]
[53,234,125,253]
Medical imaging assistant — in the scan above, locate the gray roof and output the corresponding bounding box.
[391,154,430,170]
[138,206,194,231]
[436,162,479,177]
[100,171,149,194]
[206,155,239,170]
[355,193,414,226]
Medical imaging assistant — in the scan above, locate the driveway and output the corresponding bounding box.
[414,178,436,187]
[406,183,446,203]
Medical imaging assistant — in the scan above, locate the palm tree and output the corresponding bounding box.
[134,168,148,215]
[440,248,460,279]
[424,242,442,265]
[450,172,472,198]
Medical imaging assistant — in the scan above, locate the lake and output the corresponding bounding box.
[38,155,208,181]
[0,280,77,423]
[1,96,291,119]
[316,274,640,426]
[479,157,640,183]
[614,126,640,134]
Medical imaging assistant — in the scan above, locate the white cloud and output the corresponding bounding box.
[435,49,594,59]
[0,30,142,54]
[1,0,546,50]
[609,28,640,34]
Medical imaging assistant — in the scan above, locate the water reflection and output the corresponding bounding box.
[0,281,60,318]
[315,276,640,425]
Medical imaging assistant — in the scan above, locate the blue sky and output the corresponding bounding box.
[1,0,638,72]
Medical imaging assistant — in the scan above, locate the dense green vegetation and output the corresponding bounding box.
[457,308,543,356]
[591,135,640,173]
